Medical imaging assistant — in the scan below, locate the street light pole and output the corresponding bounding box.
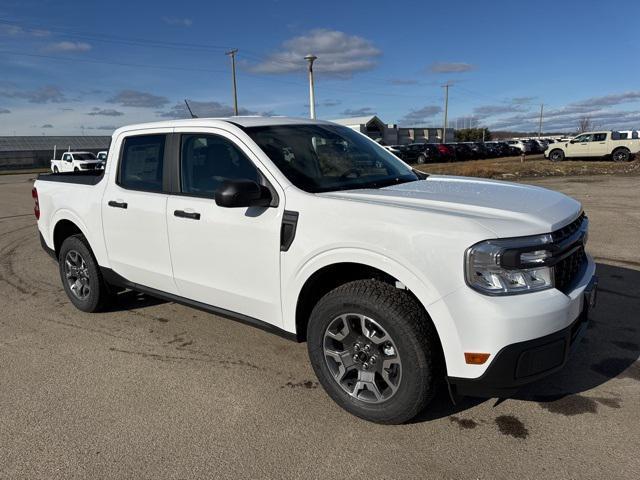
[304,54,318,119]
[226,49,239,116]
[538,103,544,138]
[442,83,451,144]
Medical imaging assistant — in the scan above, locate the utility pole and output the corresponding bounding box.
[226,49,239,116]
[538,103,544,138]
[442,83,451,144]
[304,54,318,119]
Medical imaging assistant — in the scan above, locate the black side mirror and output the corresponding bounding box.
[215,179,272,208]
[569,140,576,144]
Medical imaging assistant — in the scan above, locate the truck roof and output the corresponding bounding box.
[113,116,334,136]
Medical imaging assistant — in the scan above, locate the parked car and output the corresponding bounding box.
[50,151,103,173]
[506,140,531,154]
[449,143,475,161]
[545,131,640,162]
[96,150,108,169]
[34,116,597,424]
[400,143,440,164]
[435,143,456,161]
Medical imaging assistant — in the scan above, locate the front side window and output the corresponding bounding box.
[119,134,165,192]
[62,154,71,161]
[180,134,259,197]
[245,124,418,193]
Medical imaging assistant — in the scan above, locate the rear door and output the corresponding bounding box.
[589,132,608,157]
[102,130,178,294]
[165,128,284,327]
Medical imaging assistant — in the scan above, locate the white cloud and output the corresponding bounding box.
[399,105,442,125]
[249,29,381,77]
[158,100,261,118]
[45,41,92,53]
[108,90,170,108]
[429,62,475,73]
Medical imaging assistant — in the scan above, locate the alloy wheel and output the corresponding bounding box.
[64,250,91,300]
[323,313,402,404]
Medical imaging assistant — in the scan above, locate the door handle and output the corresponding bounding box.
[174,209,201,220]
[108,200,128,209]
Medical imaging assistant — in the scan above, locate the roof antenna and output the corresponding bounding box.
[184,99,198,118]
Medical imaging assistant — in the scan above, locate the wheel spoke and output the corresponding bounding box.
[325,315,351,341]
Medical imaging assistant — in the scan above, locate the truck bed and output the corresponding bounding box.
[37,171,105,186]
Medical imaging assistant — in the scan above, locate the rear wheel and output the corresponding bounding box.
[307,280,439,424]
[549,149,565,162]
[416,154,427,164]
[612,148,630,162]
[53,166,59,173]
[74,167,79,172]
[58,234,112,312]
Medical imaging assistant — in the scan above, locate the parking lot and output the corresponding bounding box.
[1,172,638,479]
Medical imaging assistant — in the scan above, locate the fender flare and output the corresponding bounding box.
[282,247,457,360]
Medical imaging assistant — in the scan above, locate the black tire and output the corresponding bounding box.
[53,166,59,173]
[612,148,630,162]
[74,167,79,172]
[307,279,439,424]
[58,234,111,312]
[416,154,427,165]
[549,149,565,162]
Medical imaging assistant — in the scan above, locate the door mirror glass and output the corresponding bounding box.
[215,179,272,208]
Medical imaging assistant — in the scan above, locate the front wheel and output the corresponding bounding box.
[53,166,59,173]
[549,149,565,162]
[416,154,427,164]
[612,148,630,162]
[58,234,112,312]
[73,167,79,172]
[307,280,439,424]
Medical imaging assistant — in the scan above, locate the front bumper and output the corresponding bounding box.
[448,275,598,397]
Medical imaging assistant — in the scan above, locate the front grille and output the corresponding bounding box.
[553,243,587,293]
[551,212,585,243]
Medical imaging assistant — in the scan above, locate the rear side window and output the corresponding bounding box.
[592,133,607,141]
[119,134,166,192]
[180,134,259,197]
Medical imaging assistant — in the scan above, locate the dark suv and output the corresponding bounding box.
[400,143,440,164]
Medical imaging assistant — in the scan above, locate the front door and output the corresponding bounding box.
[166,130,284,327]
[102,131,177,294]
[61,153,73,172]
[566,134,592,158]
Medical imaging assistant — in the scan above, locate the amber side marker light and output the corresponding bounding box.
[464,353,490,365]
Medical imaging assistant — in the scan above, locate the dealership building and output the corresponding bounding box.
[0,136,111,170]
[330,115,454,145]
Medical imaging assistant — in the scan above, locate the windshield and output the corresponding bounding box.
[74,153,97,160]
[245,124,419,193]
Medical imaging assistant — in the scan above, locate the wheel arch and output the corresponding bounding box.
[288,250,444,343]
[51,213,91,258]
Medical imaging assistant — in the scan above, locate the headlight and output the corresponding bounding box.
[465,234,555,295]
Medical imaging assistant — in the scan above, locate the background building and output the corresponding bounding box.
[330,115,454,145]
[0,136,111,170]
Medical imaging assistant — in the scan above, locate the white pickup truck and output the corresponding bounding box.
[545,130,640,162]
[34,117,597,424]
[50,151,104,173]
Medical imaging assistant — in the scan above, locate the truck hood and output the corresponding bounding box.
[320,175,582,238]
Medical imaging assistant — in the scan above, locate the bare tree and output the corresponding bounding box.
[577,117,593,133]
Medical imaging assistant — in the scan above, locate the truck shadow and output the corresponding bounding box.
[413,262,640,423]
[104,290,168,312]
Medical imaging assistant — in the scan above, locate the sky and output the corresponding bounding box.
[1,0,639,135]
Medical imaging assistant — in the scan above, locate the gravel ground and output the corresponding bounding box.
[0,173,638,479]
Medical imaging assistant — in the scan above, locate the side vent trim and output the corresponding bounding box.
[281,210,299,252]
